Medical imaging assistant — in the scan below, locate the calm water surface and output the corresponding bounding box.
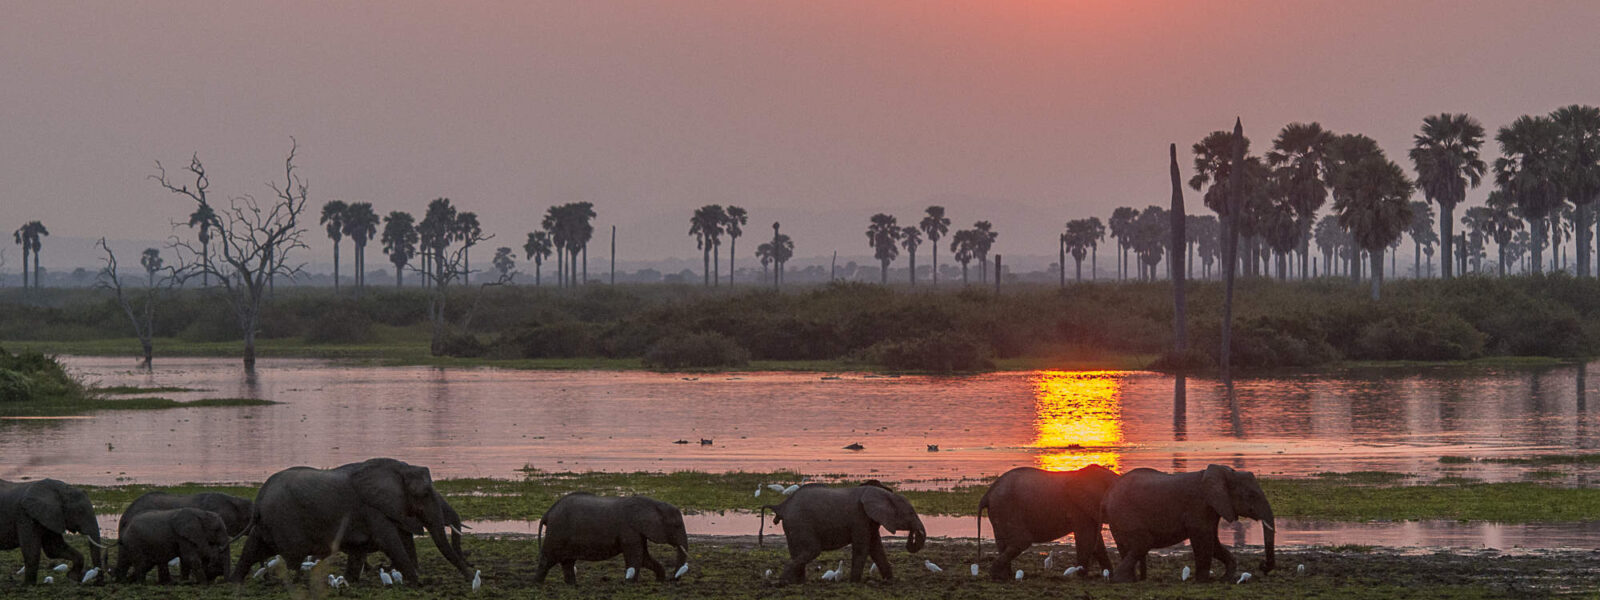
[5,357,1599,487]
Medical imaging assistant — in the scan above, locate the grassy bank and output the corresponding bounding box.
[0,396,276,418]
[6,276,1600,373]
[73,470,1600,524]
[0,536,1565,599]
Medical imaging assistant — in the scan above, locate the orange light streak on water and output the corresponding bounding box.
[1031,370,1124,472]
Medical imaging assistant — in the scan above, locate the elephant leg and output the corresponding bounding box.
[181,547,206,584]
[1110,538,1147,583]
[620,537,646,582]
[112,551,132,583]
[560,559,577,585]
[847,529,872,582]
[344,552,367,582]
[39,533,84,582]
[780,545,820,585]
[18,523,41,584]
[157,560,173,584]
[229,532,273,583]
[867,532,893,581]
[370,523,420,584]
[133,561,156,584]
[1192,537,1215,583]
[403,534,419,569]
[990,539,1027,581]
[1213,538,1237,579]
[1078,525,1113,573]
[640,546,666,581]
[532,550,556,583]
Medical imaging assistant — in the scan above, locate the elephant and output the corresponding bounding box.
[760,481,926,585]
[228,458,474,585]
[533,493,688,584]
[119,492,253,538]
[111,507,231,584]
[1102,464,1275,583]
[0,478,107,584]
[977,464,1119,580]
[342,490,469,583]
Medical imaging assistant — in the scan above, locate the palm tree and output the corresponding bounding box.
[1333,150,1415,300]
[320,200,349,291]
[919,206,951,285]
[950,229,975,284]
[492,247,515,282]
[11,221,47,290]
[564,202,597,285]
[1405,200,1437,278]
[454,211,482,285]
[523,230,553,286]
[1408,113,1488,279]
[140,248,163,287]
[1131,205,1169,280]
[1063,219,1097,282]
[186,203,218,287]
[900,225,922,285]
[541,206,567,287]
[772,231,794,288]
[1267,122,1334,279]
[1496,115,1563,273]
[1083,216,1106,280]
[419,199,458,287]
[1551,105,1600,276]
[971,221,997,282]
[755,241,774,283]
[1108,207,1139,279]
[1461,206,1494,274]
[1485,190,1524,276]
[724,206,747,285]
[865,214,901,284]
[343,202,380,290]
[689,205,725,287]
[1314,214,1343,277]
[381,211,418,287]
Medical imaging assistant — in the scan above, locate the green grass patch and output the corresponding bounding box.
[1311,471,1415,484]
[1523,469,1565,481]
[1437,456,1474,464]
[0,396,276,418]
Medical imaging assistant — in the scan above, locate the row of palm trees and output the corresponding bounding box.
[318,201,381,291]
[1070,106,1600,299]
[862,207,999,285]
[10,221,47,289]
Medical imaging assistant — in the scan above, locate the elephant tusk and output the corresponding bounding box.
[1261,521,1275,532]
[85,538,115,550]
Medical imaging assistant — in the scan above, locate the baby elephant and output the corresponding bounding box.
[1103,464,1275,583]
[113,507,232,584]
[761,482,926,584]
[534,493,688,584]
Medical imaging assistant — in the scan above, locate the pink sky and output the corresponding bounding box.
[3,1,1597,268]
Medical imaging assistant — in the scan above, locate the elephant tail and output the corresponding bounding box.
[975,492,990,560]
[757,504,781,547]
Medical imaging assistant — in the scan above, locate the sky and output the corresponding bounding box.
[3,1,1598,272]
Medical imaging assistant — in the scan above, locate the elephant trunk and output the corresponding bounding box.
[423,504,474,580]
[1260,511,1276,575]
[906,520,927,554]
[673,544,688,570]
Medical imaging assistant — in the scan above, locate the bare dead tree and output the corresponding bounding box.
[95,238,177,368]
[153,140,310,368]
[410,226,493,355]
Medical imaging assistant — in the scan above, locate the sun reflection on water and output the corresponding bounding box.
[1032,370,1125,472]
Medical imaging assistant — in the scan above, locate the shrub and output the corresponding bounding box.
[0,369,33,402]
[434,331,487,358]
[493,321,599,359]
[642,332,750,370]
[304,305,375,344]
[864,334,993,373]
[1351,311,1484,361]
[0,348,81,401]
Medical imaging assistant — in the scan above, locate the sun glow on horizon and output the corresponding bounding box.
[1031,370,1125,472]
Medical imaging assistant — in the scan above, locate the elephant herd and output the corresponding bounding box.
[0,457,1274,590]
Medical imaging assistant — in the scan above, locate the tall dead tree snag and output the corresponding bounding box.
[1220,119,1245,384]
[1169,143,1188,356]
[154,140,310,369]
[95,238,177,368]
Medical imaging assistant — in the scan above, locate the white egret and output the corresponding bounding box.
[14,566,23,576]
[1237,572,1253,584]
[43,576,53,584]
[1043,552,1054,569]
[472,569,482,591]
[392,570,404,585]
[1063,566,1082,577]
[869,563,878,575]
[1297,564,1306,575]
[625,567,636,581]
[266,556,282,569]
[81,567,100,584]
[252,567,266,580]
[767,484,786,493]
[1102,569,1110,578]
[300,558,317,571]
[169,557,182,569]
[821,568,837,581]
[764,569,773,579]
[378,569,394,585]
[970,564,979,577]
[754,488,761,498]
[924,560,942,573]
[782,484,800,495]
[52,564,68,572]
[675,563,689,579]
[1015,569,1024,580]
[1181,566,1191,581]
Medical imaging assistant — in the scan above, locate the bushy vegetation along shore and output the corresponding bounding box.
[4,276,1599,371]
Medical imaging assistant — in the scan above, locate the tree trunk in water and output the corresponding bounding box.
[1220,118,1244,385]
[1440,203,1455,279]
[140,339,153,369]
[243,325,257,369]
[1369,249,1383,301]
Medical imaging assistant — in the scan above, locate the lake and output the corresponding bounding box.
[4,357,1595,487]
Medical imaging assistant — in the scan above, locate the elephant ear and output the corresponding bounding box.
[20,484,66,534]
[629,500,671,543]
[858,487,903,533]
[1202,464,1238,523]
[176,511,211,551]
[350,462,413,523]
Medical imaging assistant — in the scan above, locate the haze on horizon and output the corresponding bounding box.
[3,0,1597,270]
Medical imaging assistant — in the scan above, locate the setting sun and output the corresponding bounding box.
[1031,370,1125,472]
